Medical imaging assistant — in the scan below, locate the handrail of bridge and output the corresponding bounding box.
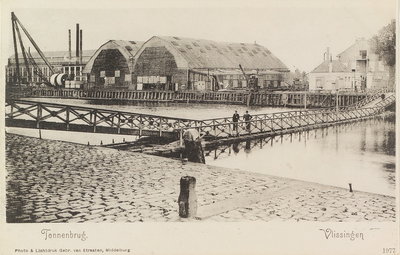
[4,99,201,138]
[5,94,394,142]
[346,87,396,110]
[177,95,394,140]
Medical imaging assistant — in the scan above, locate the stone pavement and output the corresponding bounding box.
[5,133,396,223]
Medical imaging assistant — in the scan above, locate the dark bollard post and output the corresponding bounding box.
[348,183,353,192]
[100,140,103,145]
[178,176,198,218]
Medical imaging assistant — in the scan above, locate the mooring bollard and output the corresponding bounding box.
[100,140,103,145]
[178,176,198,218]
[349,183,353,192]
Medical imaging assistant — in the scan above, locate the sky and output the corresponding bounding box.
[1,0,397,73]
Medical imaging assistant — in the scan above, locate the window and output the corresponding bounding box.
[100,71,106,77]
[115,70,120,77]
[125,46,133,51]
[359,50,367,59]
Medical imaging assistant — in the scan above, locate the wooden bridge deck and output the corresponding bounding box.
[4,89,396,143]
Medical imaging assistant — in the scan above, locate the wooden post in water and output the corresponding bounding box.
[178,176,198,218]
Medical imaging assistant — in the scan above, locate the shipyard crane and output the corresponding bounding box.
[11,12,56,86]
[239,64,259,91]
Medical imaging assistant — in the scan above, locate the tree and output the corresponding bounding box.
[370,19,396,87]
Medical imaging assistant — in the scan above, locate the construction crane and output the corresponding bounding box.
[26,48,49,84]
[239,64,259,91]
[11,12,56,86]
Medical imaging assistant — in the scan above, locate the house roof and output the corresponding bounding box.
[310,60,349,73]
[137,36,289,71]
[82,40,144,73]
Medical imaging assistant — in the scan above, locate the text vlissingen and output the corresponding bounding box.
[320,228,364,241]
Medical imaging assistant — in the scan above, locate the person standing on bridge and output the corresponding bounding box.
[232,110,240,132]
[243,110,252,131]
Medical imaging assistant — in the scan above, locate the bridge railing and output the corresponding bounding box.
[179,103,388,140]
[346,87,396,109]
[5,99,201,138]
[5,94,393,142]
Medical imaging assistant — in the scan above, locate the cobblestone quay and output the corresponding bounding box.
[5,133,396,223]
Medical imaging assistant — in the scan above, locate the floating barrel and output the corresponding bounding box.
[50,73,68,86]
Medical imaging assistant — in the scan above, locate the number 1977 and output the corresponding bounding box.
[383,248,395,254]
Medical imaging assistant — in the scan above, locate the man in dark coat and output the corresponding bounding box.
[232,110,240,131]
[243,110,252,131]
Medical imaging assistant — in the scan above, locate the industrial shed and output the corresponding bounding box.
[82,40,144,89]
[132,36,289,91]
[6,50,96,87]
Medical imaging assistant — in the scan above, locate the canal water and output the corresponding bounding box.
[7,98,396,196]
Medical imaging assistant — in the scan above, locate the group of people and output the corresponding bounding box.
[232,110,252,132]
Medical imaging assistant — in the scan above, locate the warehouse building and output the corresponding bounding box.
[83,36,289,91]
[82,40,144,89]
[132,36,289,91]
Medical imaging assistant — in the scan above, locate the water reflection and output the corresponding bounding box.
[206,115,396,196]
[27,98,290,120]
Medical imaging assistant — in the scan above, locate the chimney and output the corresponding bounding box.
[80,29,83,64]
[326,47,330,62]
[68,29,71,61]
[76,23,79,61]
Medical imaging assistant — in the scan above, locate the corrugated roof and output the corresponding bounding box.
[83,40,144,73]
[310,60,348,73]
[145,36,288,71]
